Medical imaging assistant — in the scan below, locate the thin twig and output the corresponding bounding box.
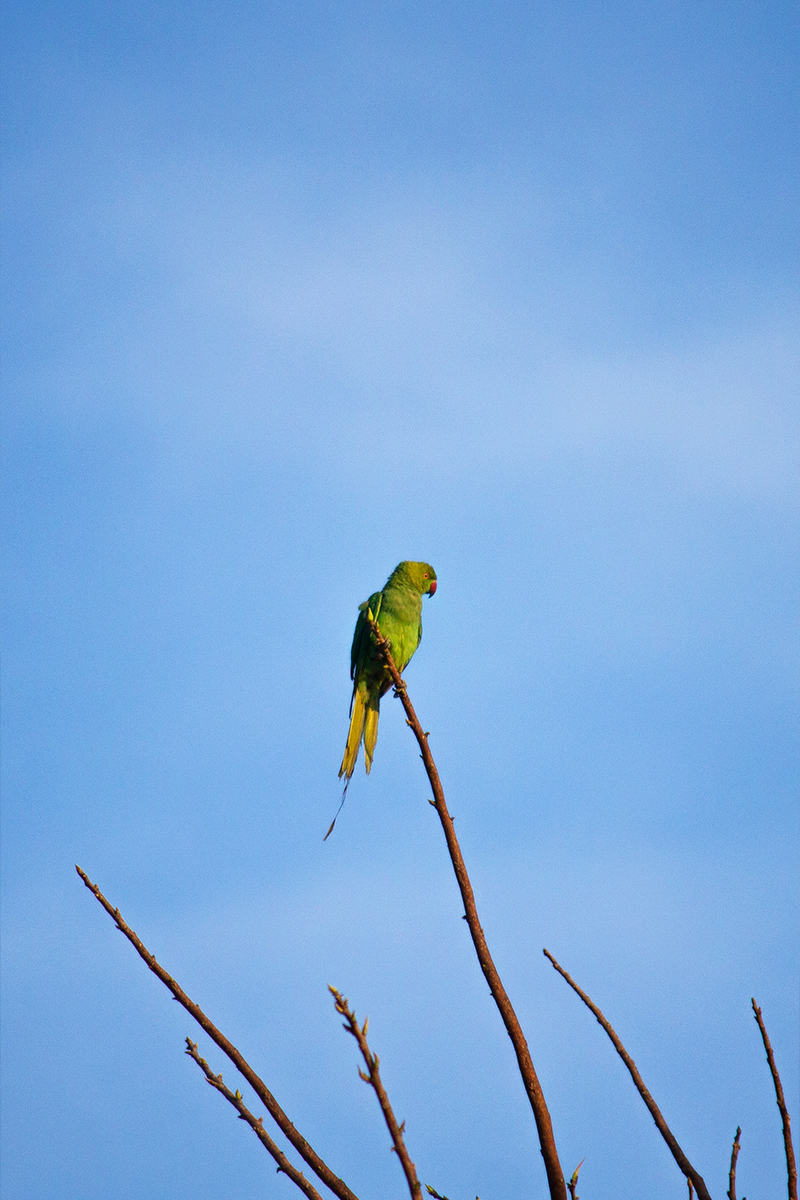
[329,988,421,1199]
[752,998,797,1200]
[425,1191,480,1200]
[542,948,712,1200]
[727,1127,741,1200]
[366,617,566,1200]
[184,1039,324,1200]
[76,866,360,1200]
[567,1157,585,1200]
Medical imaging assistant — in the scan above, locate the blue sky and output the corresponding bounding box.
[2,1,797,1198]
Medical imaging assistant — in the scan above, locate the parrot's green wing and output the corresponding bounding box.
[349,589,383,680]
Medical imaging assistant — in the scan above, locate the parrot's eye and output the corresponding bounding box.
[423,573,428,578]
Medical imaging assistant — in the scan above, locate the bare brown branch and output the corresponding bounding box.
[366,617,566,1200]
[542,947,712,1200]
[75,866,360,1200]
[752,998,797,1200]
[329,987,421,1199]
[727,1126,741,1200]
[185,1039,324,1200]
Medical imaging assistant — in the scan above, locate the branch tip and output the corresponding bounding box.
[728,1126,742,1200]
[544,947,712,1200]
[79,869,359,1200]
[567,1156,585,1200]
[751,998,797,1200]
[331,984,420,1198]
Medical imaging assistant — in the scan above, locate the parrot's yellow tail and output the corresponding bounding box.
[340,688,366,781]
[339,688,380,782]
[329,689,377,838]
[363,704,380,773]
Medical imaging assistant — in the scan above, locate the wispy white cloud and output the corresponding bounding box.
[10,152,797,506]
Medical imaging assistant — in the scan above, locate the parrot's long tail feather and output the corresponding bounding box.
[363,703,380,774]
[339,687,368,782]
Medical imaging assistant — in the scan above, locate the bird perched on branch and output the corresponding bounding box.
[339,561,437,787]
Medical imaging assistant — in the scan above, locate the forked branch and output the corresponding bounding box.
[185,1039,324,1200]
[329,987,421,1198]
[366,616,566,1200]
[752,998,797,1200]
[76,866,359,1200]
[542,947,712,1200]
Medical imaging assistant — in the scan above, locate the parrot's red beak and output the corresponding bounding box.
[429,580,437,596]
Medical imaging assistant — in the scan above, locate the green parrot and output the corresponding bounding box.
[339,561,437,786]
